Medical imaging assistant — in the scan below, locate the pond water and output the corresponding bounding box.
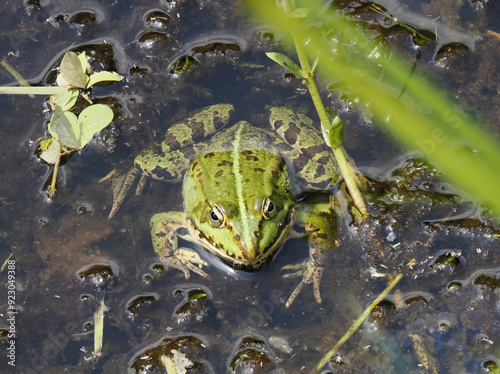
[0,0,499,373]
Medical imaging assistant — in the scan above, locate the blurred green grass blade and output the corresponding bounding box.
[0,86,68,95]
[248,0,500,213]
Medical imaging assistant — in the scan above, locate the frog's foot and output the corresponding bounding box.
[103,168,140,219]
[160,247,209,279]
[282,259,324,308]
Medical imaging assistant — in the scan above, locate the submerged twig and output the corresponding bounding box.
[312,273,403,373]
[1,59,35,98]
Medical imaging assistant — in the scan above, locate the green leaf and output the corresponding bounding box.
[60,51,88,88]
[77,52,90,73]
[266,52,304,78]
[39,138,61,165]
[48,105,80,149]
[77,104,114,147]
[328,116,344,148]
[50,88,79,111]
[325,107,336,125]
[86,71,123,88]
[311,54,319,74]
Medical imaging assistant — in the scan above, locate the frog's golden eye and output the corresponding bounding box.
[262,197,277,220]
[209,206,225,228]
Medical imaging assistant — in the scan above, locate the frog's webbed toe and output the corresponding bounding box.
[162,247,209,279]
[282,259,323,308]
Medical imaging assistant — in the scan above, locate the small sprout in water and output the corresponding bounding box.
[266,52,304,78]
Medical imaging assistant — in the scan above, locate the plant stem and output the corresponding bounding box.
[49,149,77,198]
[0,86,69,95]
[311,273,403,373]
[49,153,62,199]
[283,0,367,217]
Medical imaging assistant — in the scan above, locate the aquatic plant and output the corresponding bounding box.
[0,51,122,197]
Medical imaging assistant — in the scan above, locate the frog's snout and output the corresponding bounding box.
[231,227,263,263]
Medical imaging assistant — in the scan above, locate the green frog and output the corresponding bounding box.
[102,104,339,307]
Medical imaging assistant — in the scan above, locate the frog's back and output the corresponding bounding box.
[207,121,278,154]
[188,121,292,203]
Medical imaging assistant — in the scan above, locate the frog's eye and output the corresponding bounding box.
[262,197,277,220]
[209,206,225,228]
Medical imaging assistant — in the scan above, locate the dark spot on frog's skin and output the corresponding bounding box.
[272,119,284,130]
[191,220,224,250]
[163,134,181,150]
[303,145,324,158]
[241,150,253,155]
[254,168,264,173]
[155,232,167,238]
[135,164,145,174]
[234,234,240,241]
[314,165,326,179]
[151,166,176,181]
[195,226,212,244]
[189,120,210,140]
[152,144,165,156]
[254,231,260,238]
[317,156,329,164]
[204,152,215,158]
[270,157,286,179]
[215,170,223,177]
[277,156,286,171]
[246,155,259,161]
[191,161,198,170]
[176,227,189,236]
[218,160,233,167]
[283,121,300,145]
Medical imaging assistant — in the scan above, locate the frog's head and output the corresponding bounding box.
[189,196,295,268]
[184,152,296,268]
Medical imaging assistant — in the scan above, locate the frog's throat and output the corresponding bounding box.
[231,122,253,252]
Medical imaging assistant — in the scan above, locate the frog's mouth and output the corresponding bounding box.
[203,237,286,271]
[187,216,293,270]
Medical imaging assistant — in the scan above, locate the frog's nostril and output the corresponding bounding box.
[234,234,241,241]
[254,231,260,238]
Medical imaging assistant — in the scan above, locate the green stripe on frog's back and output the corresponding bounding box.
[231,121,253,254]
[161,104,234,153]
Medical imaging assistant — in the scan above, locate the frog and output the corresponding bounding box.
[101,104,340,307]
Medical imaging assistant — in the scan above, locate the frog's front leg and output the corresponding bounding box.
[151,211,209,279]
[283,202,338,308]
